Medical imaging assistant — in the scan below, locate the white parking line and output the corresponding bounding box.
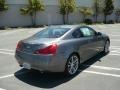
[83,64,120,71]
[109,53,120,56]
[0,74,14,79]
[0,30,19,36]
[110,35,120,36]
[81,70,120,78]
[111,46,120,48]
[0,70,29,80]
[0,49,14,52]
[0,88,6,90]
[110,47,120,49]
[111,39,120,41]
[111,51,120,53]
[0,51,14,55]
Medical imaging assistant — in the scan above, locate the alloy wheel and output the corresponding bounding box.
[67,55,79,75]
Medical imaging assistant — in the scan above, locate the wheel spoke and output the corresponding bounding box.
[71,56,74,63]
[72,67,76,73]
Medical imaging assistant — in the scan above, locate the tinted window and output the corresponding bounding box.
[72,28,83,38]
[80,27,96,37]
[33,28,70,38]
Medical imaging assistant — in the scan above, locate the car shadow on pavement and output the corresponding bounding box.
[14,52,109,89]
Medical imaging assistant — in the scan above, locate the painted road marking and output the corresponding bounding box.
[111,46,120,48]
[0,51,14,55]
[111,51,120,53]
[109,54,120,56]
[111,39,120,41]
[0,70,29,80]
[83,64,120,71]
[111,47,120,49]
[111,48,120,50]
[110,46,120,55]
[0,29,29,36]
[0,49,14,52]
[0,74,14,79]
[0,28,44,36]
[0,30,19,36]
[0,88,6,90]
[110,35,120,36]
[81,70,120,78]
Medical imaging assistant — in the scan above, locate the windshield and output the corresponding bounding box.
[33,27,70,38]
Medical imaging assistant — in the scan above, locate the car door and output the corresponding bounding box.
[79,26,98,62]
[88,27,104,53]
[72,27,94,63]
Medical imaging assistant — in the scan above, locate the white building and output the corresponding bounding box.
[0,0,120,27]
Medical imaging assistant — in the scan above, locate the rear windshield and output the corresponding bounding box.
[33,27,70,38]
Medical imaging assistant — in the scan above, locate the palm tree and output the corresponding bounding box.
[103,0,114,23]
[20,0,45,26]
[59,0,76,24]
[80,7,93,22]
[93,0,102,23]
[0,0,8,12]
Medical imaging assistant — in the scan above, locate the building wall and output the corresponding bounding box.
[0,0,120,27]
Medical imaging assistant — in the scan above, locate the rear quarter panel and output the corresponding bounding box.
[56,39,82,64]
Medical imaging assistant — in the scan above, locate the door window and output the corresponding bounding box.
[80,27,96,37]
[72,28,83,38]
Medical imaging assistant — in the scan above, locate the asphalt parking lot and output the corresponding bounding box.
[0,24,120,90]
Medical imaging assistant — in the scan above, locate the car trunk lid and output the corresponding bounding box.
[19,37,58,54]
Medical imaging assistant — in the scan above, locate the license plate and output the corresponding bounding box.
[23,63,31,69]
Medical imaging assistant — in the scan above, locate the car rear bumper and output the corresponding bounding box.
[15,50,66,72]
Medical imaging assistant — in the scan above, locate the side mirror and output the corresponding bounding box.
[96,32,102,36]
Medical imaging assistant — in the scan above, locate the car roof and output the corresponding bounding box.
[49,25,80,29]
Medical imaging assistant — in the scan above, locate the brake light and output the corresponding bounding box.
[34,44,57,55]
[16,41,22,50]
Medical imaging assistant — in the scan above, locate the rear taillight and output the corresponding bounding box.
[16,41,22,50]
[34,44,57,55]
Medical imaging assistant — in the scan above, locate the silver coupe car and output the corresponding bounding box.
[15,25,110,75]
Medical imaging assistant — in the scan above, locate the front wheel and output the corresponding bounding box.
[104,40,110,53]
[65,54,79,76]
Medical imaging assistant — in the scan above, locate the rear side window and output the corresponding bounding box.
[80,27,96,37]
[72,28,83,38]
[33,28,70,38]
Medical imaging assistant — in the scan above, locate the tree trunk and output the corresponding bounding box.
[66,13,69,24]
[94,1,98,23]
[31,12,36,27]
[115,15,120,23]
[95,14,98,23]
[115,16,118,23]
[63,15,66,24]
[31,15,34,26]
[34,11,37,26]
[83,15,85,23]
[118,16,120,23]
[104,14,107,24]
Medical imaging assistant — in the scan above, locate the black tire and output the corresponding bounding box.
[64,54,80,76]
